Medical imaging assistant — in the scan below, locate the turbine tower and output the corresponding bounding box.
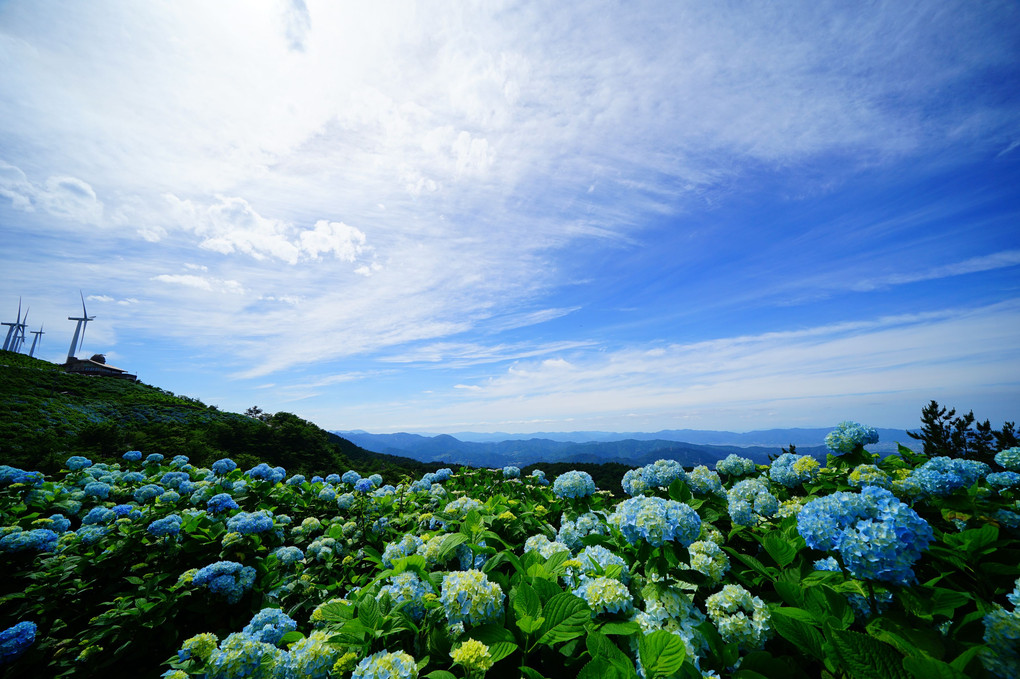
[12,308,29,353]
[66,292,95,362]
[1,298,22,352]
[28,325,44,358]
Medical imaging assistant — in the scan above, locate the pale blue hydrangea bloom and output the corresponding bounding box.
[909,456,990,497]
[380,571,433,622]
[847,464,891,489]
[573,545,630,584]
[132,485,163,504]
[147,514,183,538]
[445,496,484,518]
[352,650,418,679]
[988,472,1020,490]
[325,473,341,484]
[0,465,43,486]
[160,471,191,489]
[207,493,240,514]
[557,511,609,551]
[768,453,820,488]
[716,454,756,477]
[382,535,424,568]
[341,470,361,485]
[995,447,1020,472]
[82,507,116,525]
[706,584,772,651]
[687,466,723,495]
[502,466,520,479]
[523,534,571,560]
[797,486,933,585]
[631,580,709,667]
[83,482,111,499]
[280,630,337,678]
[246,463,286,484]
[145,454,165,464]
[609,496,701,547]
[272,546,304,565]
[440,569,505,627]
[0,529,58,553]
[306,538,338,561]
[211,458,237,475]
[689,540,730,583]
[0,621,37,664]
[726,479,778,526]
[226,510,274,535]
[434,468,453,482]
[354,479,373,493]
[573,576,633,616]
[981,579,1020,679]
[122,450,142,462]
[242,608,296,646]
[76,525,108,545]
[368,474,383,487]
[286,475,306,486]
[205,632,283,679]
[66,456,92,471]
[193,561,257,604]
[825,421,879,456]
[553,471,597,499]
[621,460,685,496]
[336,493,356,510]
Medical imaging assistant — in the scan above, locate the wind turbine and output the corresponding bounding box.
[1,298,22,352]
[28,325,44,357]
[66,292,95,362]
[12,308,29,353]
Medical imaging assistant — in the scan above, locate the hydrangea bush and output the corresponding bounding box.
[0,419,1017,678]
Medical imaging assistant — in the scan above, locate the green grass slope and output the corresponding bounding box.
[0,350,445,480]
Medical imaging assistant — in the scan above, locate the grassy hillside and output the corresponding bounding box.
[0,350,446,480]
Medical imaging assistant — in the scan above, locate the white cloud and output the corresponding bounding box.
[851,250,1020,291]
[152,273,245,295]
[0,161,102,223]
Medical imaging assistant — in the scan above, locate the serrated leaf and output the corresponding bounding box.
[484,550,525,575]
[829,627,909,679]
[487,641,518,663]
[391,554,428,574]
[772,609,825,660]
[599,621,641,636]
[516,614,544,634]
[639,630,686,678]
[538,592,591,645]
[513,582,542,619]
[763,535,798,568]
[805,586,852,630]
[543,550,570,574]
[358,597,381,631]
[724,548,773,579]
[278,631,304,645]
[577,659,634,679]
[903,655,969,679]
[465,623,516,646]
[437,533,469,561]
[774,580,805,607]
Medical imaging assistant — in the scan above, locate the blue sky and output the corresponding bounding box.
[1,1,1018,434]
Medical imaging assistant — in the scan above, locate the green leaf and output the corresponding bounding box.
[774,580,805,607]
[903,656,969,679]
[805,586,852,630]
[599,621,641,636]
[516,615,545,635]
[771,609,825,660]
[425,671,458,679]
[828,627,909,679]
[465,624,516,646]
[487,641,518,663]
[763,535,797,568]
[577,660,633,679]
[513,582,542,620]
[538,592,591,645]
[278,631,304,645]
[391,554,427,574]
[638,630,686,678]
[520,667,548,679]
[929,588,970,618]
[544,550,570,574]
[358,597,381,631]
[436,533,469,562]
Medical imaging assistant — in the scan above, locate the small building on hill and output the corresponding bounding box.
[63,354,137,381]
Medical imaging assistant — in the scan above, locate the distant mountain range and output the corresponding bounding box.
[333,427,914,469]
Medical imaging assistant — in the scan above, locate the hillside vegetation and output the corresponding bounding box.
[0,351,445,481]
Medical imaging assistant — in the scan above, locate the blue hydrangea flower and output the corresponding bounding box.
[207,493,240,514]
[769,453,820,488]
[687,466,724,495]
[286,474,306,486]
[529,469,549,485]
[76,525,108,545]
[523,534,571,560]
[502,466,520,479]
[434,468,452,482]
[325,473,341,484]
[440,569,505,627]
[797,486,933,585]
[211,458,237,475]
[245,463,286,484]
[145,454,164,464]
[726,479,779,526]
[706,584,772,651]
[226,510,274,535]
[573,577,633,616]
[574,544,630,583]
[0,621,37,664]
[354,478,373,493]
[380,572,433,622]
[341,470,361,485]
[317,487,336,502]
[83,482,111,499]
[557,511,610,551]
[352,650,418,679]
[242,608,297,646]
[995,447,1020,472]
[280,630,337,678]
[170,455,190,469]
[0,529,58,553]
[205,632,283,677]
[988,472,1020,491]
[336,493,356,509]
[382,535,424,568]
[981,581,1020,679]
[848,464,891,489]
[909,456,990,497]
[82,507,115,525]
[134,484,163,503]
[444,497,484,518]
[147,514,182,538]
[825,421,879,456]
[121,471,145,483]
[609,496,701,547]
[716,454,757,477]
[65,456,93,471]
[272,546,304,565]
[553,471,597,499]
[193,561,257,604]
[621,459,685,496]
[48,514,71,533]
[0,466,44,486]
[160,471,191,489]
[122,450,142,462]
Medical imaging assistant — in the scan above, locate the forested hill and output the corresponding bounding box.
[0,350,447,481]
